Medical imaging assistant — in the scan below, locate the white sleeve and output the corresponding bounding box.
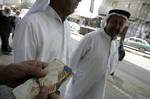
[65,35,102,99]
[13,18,38,63]
[70,34,92,70]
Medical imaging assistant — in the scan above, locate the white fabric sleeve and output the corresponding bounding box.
[70,34,92,70]
[13,18,38,63]
[65,35,97,98]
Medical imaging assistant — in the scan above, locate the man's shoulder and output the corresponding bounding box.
[86,29,102,37]
[22,11,53,24]
[20,12,43,25]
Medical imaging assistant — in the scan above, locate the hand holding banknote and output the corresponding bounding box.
[0,60,47,88]
[13,59,73,99]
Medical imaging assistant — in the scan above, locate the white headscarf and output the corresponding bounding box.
[101,13,128,28]
[26,0,50,16]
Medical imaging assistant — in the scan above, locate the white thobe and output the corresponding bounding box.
[13,6,71,65]
[107,40,120,74]
[64,29,112,99]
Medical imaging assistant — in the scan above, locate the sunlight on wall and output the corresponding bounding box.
[76,0,103,17]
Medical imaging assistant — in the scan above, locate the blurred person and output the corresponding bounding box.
[0,5,3,10]
[9,6,18,33]
[0,7,12,54]
[10,6,16,16]
[14,10,21,25]
[64,9,131,99]
[11,10,21,38]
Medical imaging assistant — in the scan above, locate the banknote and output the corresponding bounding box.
[13,59,73,99]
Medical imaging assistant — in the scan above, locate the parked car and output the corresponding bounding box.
[124,37,150,52]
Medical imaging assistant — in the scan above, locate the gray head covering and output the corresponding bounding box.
[26,0,50,16]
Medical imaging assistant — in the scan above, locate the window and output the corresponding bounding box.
[129,38,136,41]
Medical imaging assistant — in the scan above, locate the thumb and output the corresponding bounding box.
[35,86,49,99]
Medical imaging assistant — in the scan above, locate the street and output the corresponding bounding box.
[111,51,150,99]
[0,33,150,99]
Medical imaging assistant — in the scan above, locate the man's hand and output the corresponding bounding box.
[35,86,59,99]
[0,60,47,88]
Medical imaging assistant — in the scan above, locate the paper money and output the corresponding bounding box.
[13,59,73,99]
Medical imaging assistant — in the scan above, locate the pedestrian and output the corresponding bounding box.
[14,0,81,64]
[13,0,81,98]
[0,60,59,99]
[64,9,131,99]
[0,7,12,54]
[14,10,21,25]
[11,10,21,39]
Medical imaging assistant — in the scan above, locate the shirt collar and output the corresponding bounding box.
[45,6,63,23]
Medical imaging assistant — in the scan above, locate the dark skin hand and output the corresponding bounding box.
[0,60,59,99]
[0,60,48,88]
[35,86,60,99]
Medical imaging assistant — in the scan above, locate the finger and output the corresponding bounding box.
[22,61,48,78]
[34,61,48,70]
[35,86,49,99]
[33,65,48,77]
[48,93,60,99]
[25,60,48,69]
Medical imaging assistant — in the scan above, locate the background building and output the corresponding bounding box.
[0,0,35,6]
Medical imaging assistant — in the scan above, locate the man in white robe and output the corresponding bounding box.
[64,9,131,99]
[13,0,81,64]
[13,0,81,98]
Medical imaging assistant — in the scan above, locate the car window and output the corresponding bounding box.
[136,39,142,43]
[136,39,146,44]
[129,38,135,41]
[141,41,146,44]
